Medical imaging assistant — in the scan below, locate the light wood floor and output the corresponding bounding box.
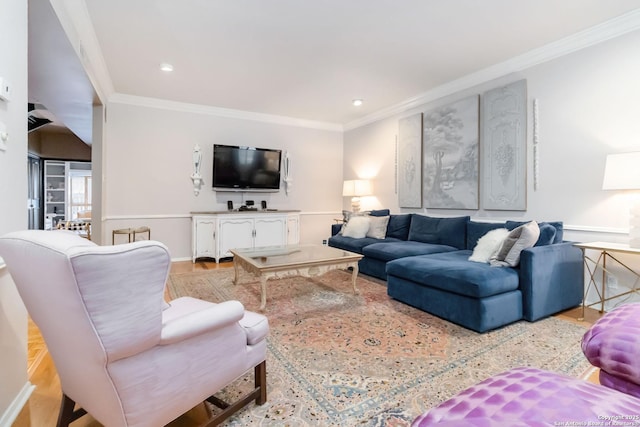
[14,260,601,426]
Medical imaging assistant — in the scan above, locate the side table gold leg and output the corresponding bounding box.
[260,275,267,310]
[351,263,359,294]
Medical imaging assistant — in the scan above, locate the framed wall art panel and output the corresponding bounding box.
[423,95,479,210]
[481,80,527,211]
[398,113,423,208]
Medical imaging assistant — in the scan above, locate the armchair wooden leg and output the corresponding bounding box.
[255,361,267,405]
[56,393,87,427]
[202,360,267,426]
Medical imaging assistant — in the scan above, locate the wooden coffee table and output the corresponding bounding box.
[230,244,363,310]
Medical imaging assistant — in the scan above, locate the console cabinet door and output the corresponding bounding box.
[218,217,255,258]
[193,216,216,262]
[254,216,286,248]
[287,213,300,244]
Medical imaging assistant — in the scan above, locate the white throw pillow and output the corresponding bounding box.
[342,216,371,239]
[366,215,390,239]
[339,210,364,235]
[468,228,510,263]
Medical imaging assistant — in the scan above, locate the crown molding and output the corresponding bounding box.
[109,93,343,132]
[344,9,640,131]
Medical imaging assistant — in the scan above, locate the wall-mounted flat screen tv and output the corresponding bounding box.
[212,144,282,192]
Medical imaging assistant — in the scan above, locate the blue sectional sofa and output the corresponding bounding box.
[328,212,583,332]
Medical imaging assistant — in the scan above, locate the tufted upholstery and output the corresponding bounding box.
[413,303,640,426]
[412,367,640,426]
[581,302,640,398]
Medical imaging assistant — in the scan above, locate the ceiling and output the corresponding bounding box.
[30,1,640,139]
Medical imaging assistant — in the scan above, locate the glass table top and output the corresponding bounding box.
[230,244,361,269]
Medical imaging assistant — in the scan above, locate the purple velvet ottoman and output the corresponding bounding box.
[582,302,640,398]
[411,367,640,426]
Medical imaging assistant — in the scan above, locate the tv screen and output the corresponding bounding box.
[212,144,282,192]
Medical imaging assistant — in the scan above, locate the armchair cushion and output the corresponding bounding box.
[239,310,270,345]
[161,298,245,345]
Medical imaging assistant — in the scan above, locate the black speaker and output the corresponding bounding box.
[227,201,233,211]
[261,200,267,210]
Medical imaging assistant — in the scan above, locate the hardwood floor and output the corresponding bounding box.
[13,260,601,426]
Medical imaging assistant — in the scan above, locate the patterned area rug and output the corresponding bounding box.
[167,268,591,426]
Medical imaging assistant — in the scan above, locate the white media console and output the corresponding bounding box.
[191,210,300,263]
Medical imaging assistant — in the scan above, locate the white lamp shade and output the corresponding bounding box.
[603,152,640,190]
[342,179,372,197]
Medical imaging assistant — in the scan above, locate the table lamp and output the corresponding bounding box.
[602,152,640,248]
[343,179,372,212]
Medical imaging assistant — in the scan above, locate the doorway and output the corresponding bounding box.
[27,154,41,229]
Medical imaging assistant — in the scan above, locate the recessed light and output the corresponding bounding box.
[160,63,174,72]
[352,99,363,107]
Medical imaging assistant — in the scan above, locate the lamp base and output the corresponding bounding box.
[351,197,361,213]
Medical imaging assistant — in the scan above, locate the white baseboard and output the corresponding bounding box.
[0,381,35,427]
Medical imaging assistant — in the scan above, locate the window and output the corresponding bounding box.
[69,170,92,220]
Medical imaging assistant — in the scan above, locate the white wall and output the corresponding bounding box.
[0,0,32,423]
[102,99,344,258]
[344,29,640,243]
[344,29,640,309]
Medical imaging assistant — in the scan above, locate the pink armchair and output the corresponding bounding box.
[0,230,269,427]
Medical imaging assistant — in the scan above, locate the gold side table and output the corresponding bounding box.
[573,241,640,320]
[112,226,151,245]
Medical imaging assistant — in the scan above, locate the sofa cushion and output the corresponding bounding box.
[386,251,519,298]
[466,221,507,250]
[342,208,389,221]
[490,221,540,267]
[386,214,412,240]
[408,215,469,250]
[506,220,563,244]
[328,234,401,254]
[368,209,390,217]
[363,241,457,262]
[366,215,390,239]
[535,223,557,246]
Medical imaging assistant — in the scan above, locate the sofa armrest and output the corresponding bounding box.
[519,242,584,321]
[331,223,342,236]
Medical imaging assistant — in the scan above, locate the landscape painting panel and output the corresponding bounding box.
[398,113,423,208]
[481,80,527,210]
[423,95,479,209]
